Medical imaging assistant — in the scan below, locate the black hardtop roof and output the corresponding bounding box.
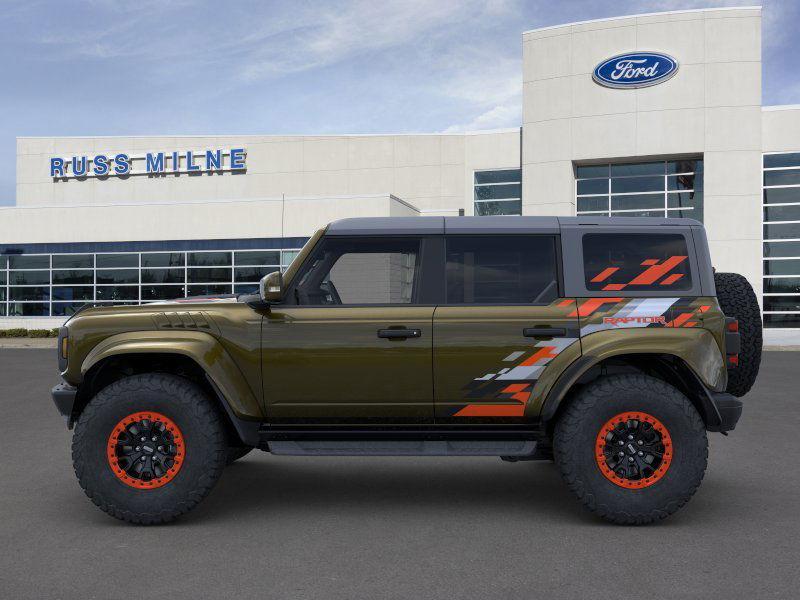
[326,215,702,236]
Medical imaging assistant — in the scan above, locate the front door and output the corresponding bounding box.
[433,234,580,422]
[262,235,435,423]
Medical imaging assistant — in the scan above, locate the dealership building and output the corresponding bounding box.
[3,6,800,343]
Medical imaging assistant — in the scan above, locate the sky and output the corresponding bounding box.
[1,0,798,206]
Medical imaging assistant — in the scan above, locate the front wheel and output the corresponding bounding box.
[553,374,708,524]
[72,373,228,524]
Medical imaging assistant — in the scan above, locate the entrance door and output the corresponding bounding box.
[262,236,435,423]
[433,234,580,422]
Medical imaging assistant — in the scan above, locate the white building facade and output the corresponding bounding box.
[4,7,800,343]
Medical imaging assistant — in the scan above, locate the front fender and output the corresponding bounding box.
[538,327,726,422]
[81,330,262,419]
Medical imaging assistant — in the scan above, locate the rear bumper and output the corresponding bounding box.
[51,383,78,428]
[706,392,743,433]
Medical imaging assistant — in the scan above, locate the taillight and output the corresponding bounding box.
[727,320,739,333]
[727,354,739,367]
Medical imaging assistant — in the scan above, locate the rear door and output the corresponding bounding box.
[432,234,580,422]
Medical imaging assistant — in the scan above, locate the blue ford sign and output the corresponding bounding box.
[593,52,678,89]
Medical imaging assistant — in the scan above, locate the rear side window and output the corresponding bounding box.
[583,233,692,292]
[445,235,558,304]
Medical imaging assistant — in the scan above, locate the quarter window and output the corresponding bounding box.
[445,236,558,304]
[582,233,693,292]
[293,238,420,305]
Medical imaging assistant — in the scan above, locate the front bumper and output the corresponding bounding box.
[52,383,78,428]
[706,391,743,433]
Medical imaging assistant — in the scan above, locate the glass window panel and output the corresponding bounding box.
[141,268,184,284]
[234,266,277,282]
[611,162,664,177]
[610,176,664,194]
[234,284,258,295]
[0,272,5,285]
[446,236,558,304]
[611,210,666,218]
[0,289,5,301]
[96,254,137,268]
[763,187,800,205]
[8,302,49,316]
[234,251,280,266]
[577,197,608,213]
[576,164,608,179]
[764,277,800,293]
[52,270,93,284]
[52,302,89,316]
[669,208,701,219]
[764,170,800,186]
[764,205,800,222]
[763,296,800,312]
[764,223,800,240]
[763,314,800,327]
[9,255,48,269]
[96,269,138,284]
[764,260,800,276]
[0,304,5,316]
[667,173,700,191]
[141,253,185,267]
[282,251,300,267]
[10,287,50,301]
[474,200,522,216]
[474,183,521,201]
[576,179,608,195]
[667,160,702,174]
[96,286,138,300]
[583,233,692,291]
[764,241,800,258]
[611,194,664,211]
[187,267,231,283]
[52,286,93,301]
[52,254,93,269]
[667,191,702,208]
[0,255,6,269]
[188,251,232,266]
[141,285,185,301]
[9,271,49,285]
[764,153,800,169]
[187,284,233,297]
[474,169,520,184]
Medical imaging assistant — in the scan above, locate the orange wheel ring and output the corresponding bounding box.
[106,411,185,490]
[595,411,672,489]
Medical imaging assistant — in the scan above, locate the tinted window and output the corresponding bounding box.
[293,238,420,305]
[583,233,692,291]
[445,236,558,304]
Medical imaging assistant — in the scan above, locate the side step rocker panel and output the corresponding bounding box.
[268,440,538,457]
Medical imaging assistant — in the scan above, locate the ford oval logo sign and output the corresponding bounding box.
[593,52,679,89]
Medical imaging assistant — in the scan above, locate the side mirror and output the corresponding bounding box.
[259,271,283,303]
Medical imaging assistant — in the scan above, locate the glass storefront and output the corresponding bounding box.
[0,248,301,317]
[575,159,703,220]
[763,153,800,328]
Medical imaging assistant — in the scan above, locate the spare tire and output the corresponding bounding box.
[713,272,762,396]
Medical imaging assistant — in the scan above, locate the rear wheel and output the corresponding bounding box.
[714,271,762,396]
[554,374,708,524]
[72,373,228,524]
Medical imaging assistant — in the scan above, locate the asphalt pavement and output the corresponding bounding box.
[1,349,798,599]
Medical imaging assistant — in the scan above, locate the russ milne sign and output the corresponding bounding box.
[50,148,246,179]
[592,52,678,89]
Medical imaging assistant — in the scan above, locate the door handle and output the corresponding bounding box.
[377,328,422,339]
[523,327,566,338]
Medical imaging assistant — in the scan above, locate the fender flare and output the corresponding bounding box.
[81,330,262,425]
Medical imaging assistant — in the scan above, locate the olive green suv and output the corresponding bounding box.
[51,216,761,524]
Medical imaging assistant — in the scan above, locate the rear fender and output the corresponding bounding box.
[80,330,262,420]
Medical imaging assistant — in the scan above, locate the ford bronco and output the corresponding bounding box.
[51,216,762,524]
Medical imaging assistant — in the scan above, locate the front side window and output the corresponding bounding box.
[293,238,420,305]
[583,233,692,292]
[445,236,558,304]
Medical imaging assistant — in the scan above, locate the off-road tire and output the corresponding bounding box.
[72,373,227,525]
[226,446,253,465]
[554,374,708,525]
[714,271,762,396]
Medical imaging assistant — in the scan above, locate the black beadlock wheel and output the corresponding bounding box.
[72,373,228,525]
[714,271,762,397]
[554,374,708,525]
